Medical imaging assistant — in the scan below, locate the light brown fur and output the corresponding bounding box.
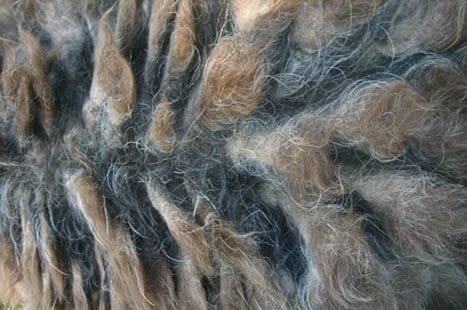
[293,0,384,51]
[165,0,202,74]
[147,96,178,152]
[333,81,434,159]
[230,0,303,33]
[146,0,177,68]
[185,36,265,130]
[66,170,156,310]
[20,30,55,136]
[228,118,340,202]
[92,16,136,127]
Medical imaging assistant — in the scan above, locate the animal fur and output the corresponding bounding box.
[0,0,466,309]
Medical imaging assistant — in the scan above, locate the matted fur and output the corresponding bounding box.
[0,0,466,309]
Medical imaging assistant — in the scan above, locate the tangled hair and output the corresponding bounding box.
[0,0,466,309]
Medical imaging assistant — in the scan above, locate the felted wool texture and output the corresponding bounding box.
[0,0,466,309]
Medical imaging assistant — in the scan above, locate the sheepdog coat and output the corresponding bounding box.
[0,0,466,309]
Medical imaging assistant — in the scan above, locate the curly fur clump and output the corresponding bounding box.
[0,0,466,309]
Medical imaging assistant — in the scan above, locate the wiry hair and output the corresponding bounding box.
[0,0,466,309]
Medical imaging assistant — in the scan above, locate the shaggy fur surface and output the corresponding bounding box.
[0,0,466,309]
